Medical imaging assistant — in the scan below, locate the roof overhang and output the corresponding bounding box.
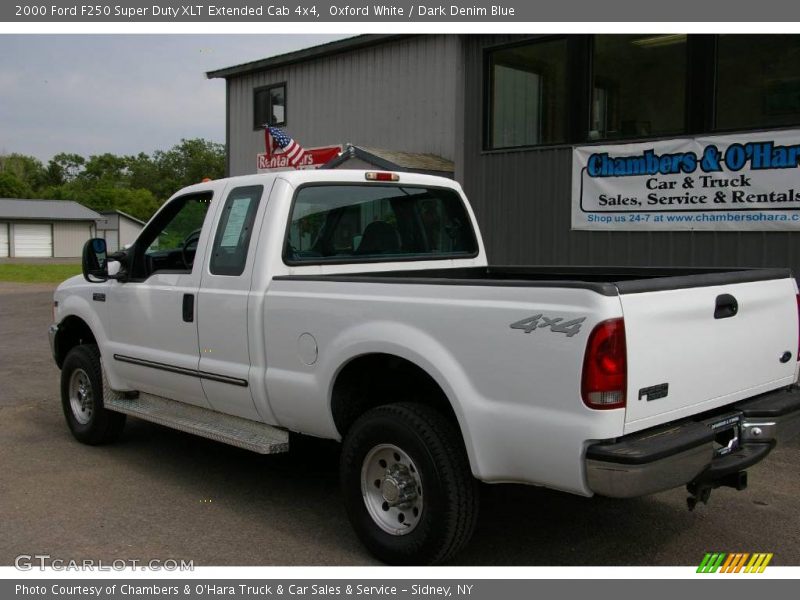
[322,145,454,178]
[206,35,410,79]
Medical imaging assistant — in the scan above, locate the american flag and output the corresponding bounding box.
[264,126,306,167]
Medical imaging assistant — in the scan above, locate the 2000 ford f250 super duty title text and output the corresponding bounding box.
[49,169,800,564]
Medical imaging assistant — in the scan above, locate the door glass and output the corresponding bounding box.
[210,185,263,276]
[139,194,212,275]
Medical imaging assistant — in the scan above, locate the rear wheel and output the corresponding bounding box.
[60,344,126,445]
[340,402,479,565]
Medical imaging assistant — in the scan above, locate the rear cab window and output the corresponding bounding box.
[284,184,478,265]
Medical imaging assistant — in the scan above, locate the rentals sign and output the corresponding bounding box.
[257,146,342,173]
[571,128,800,231]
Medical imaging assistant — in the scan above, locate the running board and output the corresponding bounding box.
[102,378,288,454]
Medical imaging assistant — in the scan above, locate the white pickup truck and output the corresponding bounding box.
[50,169,800,564]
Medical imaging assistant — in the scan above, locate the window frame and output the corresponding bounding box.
[587,34,692,143]
[252,82,287,130]
[281,182,481,267]
[712,34,800,133]
[483,35,572,151]
[481,34,800,151]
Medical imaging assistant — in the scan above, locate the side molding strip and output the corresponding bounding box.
[113,354,249,388]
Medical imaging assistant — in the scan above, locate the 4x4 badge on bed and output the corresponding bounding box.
[509,315,587,338]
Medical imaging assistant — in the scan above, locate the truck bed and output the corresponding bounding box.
[269,262,798,446]
[275,265,792,295]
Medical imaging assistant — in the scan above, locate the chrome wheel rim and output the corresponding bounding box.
[69,368,93,425]
[361,443,423,536]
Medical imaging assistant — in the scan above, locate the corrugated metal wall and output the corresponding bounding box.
[228,35,461,177]
[462,35,800,273]
[53,221,94,258]
[119,217,143,248]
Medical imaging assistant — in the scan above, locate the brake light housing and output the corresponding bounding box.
[365,171,399,182]
[581,318,627,410]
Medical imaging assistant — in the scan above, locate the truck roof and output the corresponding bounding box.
[178,169,463,197]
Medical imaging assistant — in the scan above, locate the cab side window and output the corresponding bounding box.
[209,185,263,276]
[130,192,212,279]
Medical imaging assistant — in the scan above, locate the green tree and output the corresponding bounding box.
[81,153,129,183]
[114,187,160,222]
[50,179,159,223]
[47,153,85,184]
[126,152,159,193]
[0,153,46,192]
[150,138,225,199]
[2,138,225,221]
[0,171,34,198]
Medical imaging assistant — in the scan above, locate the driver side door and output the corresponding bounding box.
[105,191,215,407]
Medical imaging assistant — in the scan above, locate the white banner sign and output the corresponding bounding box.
[571,129,800,231]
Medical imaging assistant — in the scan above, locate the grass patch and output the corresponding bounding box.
[0,263,82,284]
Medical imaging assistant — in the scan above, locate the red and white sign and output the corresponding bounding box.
[257,146,342,172]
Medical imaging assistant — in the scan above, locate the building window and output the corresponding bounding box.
[253,83,286,129]
[716,35,800,131]
[590,35,687,141]
[487,38,568,149]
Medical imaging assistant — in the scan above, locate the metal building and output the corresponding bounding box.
[96,210,145,252]
[0,199,100,258]
[209,34,800,273]
[207,35,463,178]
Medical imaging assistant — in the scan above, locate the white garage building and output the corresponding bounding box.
[0,199,101,258]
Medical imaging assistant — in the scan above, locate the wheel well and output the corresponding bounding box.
[331,353,458,437]
[54,316,97,368]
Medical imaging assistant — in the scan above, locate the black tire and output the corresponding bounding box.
[60,344,126,445]
[340,402,479,565]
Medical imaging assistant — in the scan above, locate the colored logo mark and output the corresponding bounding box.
[697,552,773,573]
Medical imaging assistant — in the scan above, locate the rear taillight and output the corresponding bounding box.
[582,318,627,410]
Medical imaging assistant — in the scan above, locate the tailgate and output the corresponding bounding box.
[620,275,798,433]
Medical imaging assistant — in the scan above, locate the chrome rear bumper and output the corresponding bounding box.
[586,386,800,498]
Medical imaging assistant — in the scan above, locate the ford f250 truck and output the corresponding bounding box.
[49,169,800,564]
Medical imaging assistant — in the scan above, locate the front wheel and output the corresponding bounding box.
[60,344,126,445]
[340,402,479,565]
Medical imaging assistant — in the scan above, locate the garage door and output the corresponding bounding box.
[0,224,8,258]
[13,223,52,257]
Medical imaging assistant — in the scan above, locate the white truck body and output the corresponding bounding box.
[50,169,800,563]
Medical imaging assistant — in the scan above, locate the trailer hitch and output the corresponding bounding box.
[686,470,748,511]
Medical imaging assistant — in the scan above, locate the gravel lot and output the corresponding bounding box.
[1,281,799,566]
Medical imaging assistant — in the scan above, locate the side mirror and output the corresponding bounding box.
[82,238,109,282]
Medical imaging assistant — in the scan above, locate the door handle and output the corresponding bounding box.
[182,294,194,323]
[714,294,738,319]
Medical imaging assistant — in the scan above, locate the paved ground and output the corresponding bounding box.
[1,281,799,566]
